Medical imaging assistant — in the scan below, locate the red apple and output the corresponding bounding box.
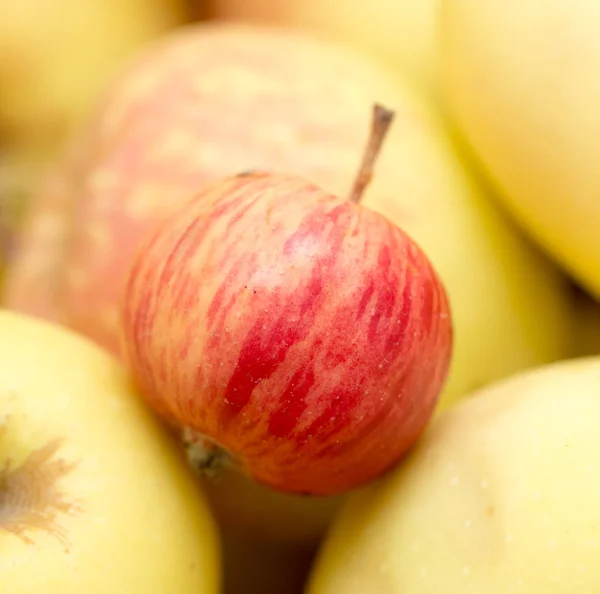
[121,106,453,496]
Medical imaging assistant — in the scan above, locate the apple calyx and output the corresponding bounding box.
[182,426,236,481]
[0,437,80,550]
[348,103,395,204]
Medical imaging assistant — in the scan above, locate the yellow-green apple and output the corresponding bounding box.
[3,22,572,415]
[440,0,600,298]
[309,355,600,593]
[121,106,453,496]
[209,0,439,97]
[0,309,219,592]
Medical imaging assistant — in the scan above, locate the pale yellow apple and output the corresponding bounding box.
[309,356,600,593]
[212,0,439,97]
[0,0,186,148]
[440,0,600,298]
[0,309,219,593]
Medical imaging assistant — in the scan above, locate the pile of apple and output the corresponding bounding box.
[2,0,600,592]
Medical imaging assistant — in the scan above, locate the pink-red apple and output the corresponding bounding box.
[121,108,453,496]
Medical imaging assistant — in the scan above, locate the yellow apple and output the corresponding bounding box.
[309,355,600,593]
[440,0,600,298]
[211,0,439,97]
[0,0,186,148]
[0,309,219,592]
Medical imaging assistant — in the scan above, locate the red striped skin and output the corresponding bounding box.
[122,172,452,496]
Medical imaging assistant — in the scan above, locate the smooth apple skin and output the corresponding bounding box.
[0,0,186,147]
[309,356,600,593]
[122,172,452,496]
[0,309,219,593]
[440,0,600,298]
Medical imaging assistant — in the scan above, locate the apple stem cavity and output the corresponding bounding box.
[348,103,395,205]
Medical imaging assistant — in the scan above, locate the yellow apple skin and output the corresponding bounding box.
[0,0,186,148]
[309,356,600,593]
[440,0,600,298]
[212,0,438,97]
[0,309,219,593]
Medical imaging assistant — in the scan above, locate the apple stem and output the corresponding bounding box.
[348,103,395,204]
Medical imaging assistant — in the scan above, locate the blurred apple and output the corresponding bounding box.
[0,309,219,592]
[0,0,186,149]
[309,356,600,593]
[210,0,439,97]
[0,0,188,243]
[440,0,600,299]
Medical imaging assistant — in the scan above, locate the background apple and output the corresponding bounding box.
[0,0,188,264]
[309,355,600,593]
[207,0,439,98]
[440,0,600,299]
[4,22,573,417]
[0,0,186,149]
[0,309,219,593]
